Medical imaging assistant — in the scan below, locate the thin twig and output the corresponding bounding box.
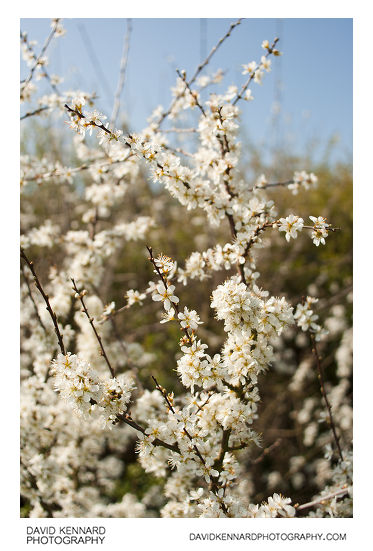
[110,19,132,128]
[21,20,60,91]
[247,179,293,193]
[251,438,282,464]
[20,106,50,121]
[22,156,132,184]
[146,246,192,344]
[20,248,65,355]
[71,278,115,378]
[151,375,205,464]
[296,486,349,511]
[152,374,228,515]
[310,333,344,462]
[214,106,246,284]
[232,38,280,106]
[21,261,47,334]
[162,127,197,134]
[115,412,180,453]
[155,19,243,128]
[176,69,206,117]
[64,103,121,138]
[77,23,113,107]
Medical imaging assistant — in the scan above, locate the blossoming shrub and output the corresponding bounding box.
[20,19,352,518]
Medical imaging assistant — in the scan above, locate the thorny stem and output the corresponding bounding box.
[20,248,66,355]
[98,302,131,324]
[310,333,344,462]
[303,225,340,232]
[243,222,273,257]
[196,392,214,412]
[71,278,115,378]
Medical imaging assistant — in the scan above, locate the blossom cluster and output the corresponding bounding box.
[51,353,134,426]
[294,296,328,341]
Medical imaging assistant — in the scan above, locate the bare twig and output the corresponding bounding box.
[296,486,349,511]
[189,19,243,86]
[248,179,293,193]
[21,261,47,334]
[310,333,344,462]
[20,106,50,121]
[251,438,282,465]
[71,278,115,378]
[111,19,132,128]
[162,127,197,134]
[20,248,65,355]
[77,23,113,106]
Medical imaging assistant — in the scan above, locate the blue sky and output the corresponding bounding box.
[20,18,352,164]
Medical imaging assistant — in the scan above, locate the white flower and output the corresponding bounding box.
[102,301,115,318]
[242,61,257,75]
[160,308,176,323]
[244,89,254,101]
[261,56,271,72]
[152,282,179,311]
[278,214,304,242]
[50,353,132,422]
[178,307,203,330]
[310,216,330,246]
[126,289,146,306]
[154,254,175,276]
